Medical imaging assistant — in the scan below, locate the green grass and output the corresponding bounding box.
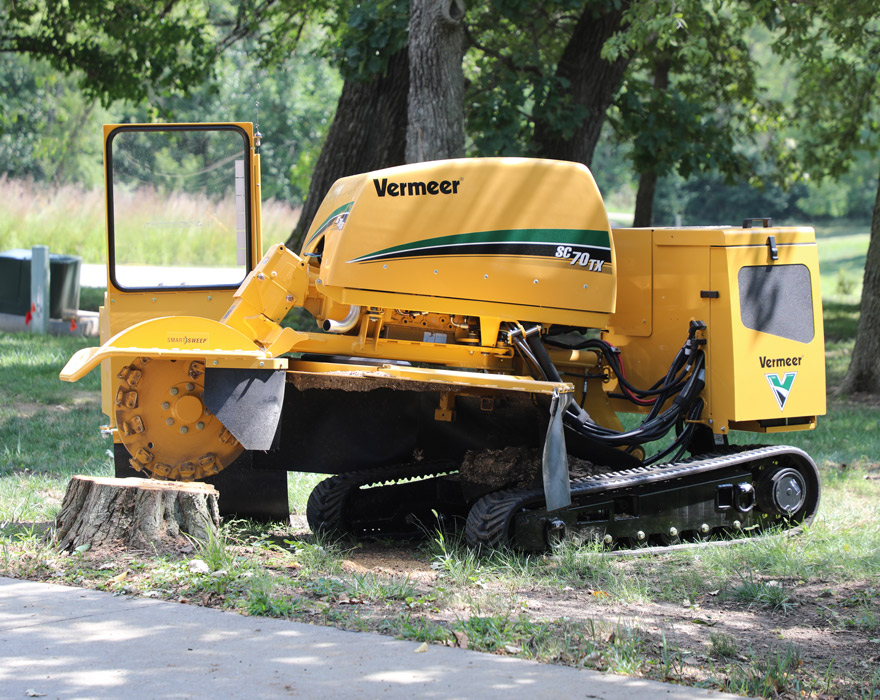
[0,333,110,523]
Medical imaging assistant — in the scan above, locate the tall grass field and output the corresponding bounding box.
[0,176,300,261]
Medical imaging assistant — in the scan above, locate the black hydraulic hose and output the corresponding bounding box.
[644,398,705,465]
[526,331,563,383]
[516,323,707,452]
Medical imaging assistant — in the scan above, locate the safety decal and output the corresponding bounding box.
[766,372,797,411]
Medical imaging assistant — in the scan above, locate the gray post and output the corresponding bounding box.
[30,245,50,334]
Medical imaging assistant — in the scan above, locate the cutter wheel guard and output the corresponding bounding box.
[61,123,826,550]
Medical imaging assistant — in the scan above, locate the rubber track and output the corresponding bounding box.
[306,461,458,536]
[465,444,820,549]
[305,476,351,534]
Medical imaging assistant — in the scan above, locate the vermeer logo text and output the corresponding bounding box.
[373,178,460,197]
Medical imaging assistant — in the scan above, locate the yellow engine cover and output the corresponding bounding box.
[303,158,617,327]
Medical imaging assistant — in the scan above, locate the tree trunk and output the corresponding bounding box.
[531,0,632,167]
[406,0,466,163]
[632,170,658,227]
[632,58,671,228]
[838,166,880,395]
[54,476,220,553]
[287,48,410,249]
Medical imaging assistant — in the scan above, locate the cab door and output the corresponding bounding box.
[99,123,262,429]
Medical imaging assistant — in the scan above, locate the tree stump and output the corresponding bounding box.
[55,476,220,553]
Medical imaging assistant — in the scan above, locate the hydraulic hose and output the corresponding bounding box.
[514,322,707,460]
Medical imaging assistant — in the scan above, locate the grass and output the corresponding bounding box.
[1,214,879,698]
[0,176,300,264]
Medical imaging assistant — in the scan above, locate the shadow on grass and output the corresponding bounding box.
[823,301,859,342]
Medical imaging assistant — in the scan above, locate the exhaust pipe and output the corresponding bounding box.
[322,305,362,333]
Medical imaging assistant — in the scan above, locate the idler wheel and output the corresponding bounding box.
[757,467,808,515]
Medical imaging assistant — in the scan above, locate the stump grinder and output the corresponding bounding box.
[61,123,825,549]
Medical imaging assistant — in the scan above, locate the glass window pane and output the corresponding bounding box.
[738,264,814,343]
[109,127,250,288]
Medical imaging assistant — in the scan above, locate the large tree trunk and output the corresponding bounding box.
[531,0,632,167]
[632,58,671,228]
[287,49,410,249]
[632,171,658,227]
[406,0,466,163]
[838,167,880,395]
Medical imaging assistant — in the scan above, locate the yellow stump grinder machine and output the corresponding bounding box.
[61,123,825,549]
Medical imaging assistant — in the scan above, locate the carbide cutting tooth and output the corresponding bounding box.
[198,454,220,476]
[218,428,238,445]
[179,462,196,479]
[152,463,171,477]
[135,448,154,464]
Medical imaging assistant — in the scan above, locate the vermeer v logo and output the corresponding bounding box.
[766,372,797,410]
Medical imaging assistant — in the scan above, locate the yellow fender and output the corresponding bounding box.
[60,316,287,383]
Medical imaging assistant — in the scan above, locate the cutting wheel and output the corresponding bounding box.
[114,358,243,481]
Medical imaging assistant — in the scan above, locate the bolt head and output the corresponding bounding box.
[180,426,188,434]
[166,418,174,425]
[170,387,179,396]
[161,402,170,410]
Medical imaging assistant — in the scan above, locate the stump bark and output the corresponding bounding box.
[55,476,220,552]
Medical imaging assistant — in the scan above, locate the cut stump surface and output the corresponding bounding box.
[55,476,220,552]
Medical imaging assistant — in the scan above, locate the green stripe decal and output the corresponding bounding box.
[305,201,354,247]
[348,228,610,264]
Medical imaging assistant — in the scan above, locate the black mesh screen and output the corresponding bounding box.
[738,264,814,343]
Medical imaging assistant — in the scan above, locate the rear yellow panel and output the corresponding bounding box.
[605,226,825,434]
[708,240,826,428]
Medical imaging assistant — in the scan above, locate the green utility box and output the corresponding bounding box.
[0,248,82,318]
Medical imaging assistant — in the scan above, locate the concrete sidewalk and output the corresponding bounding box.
[0,577,745,700]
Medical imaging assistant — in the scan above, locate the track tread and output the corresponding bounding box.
[305,475,351,535]
[306,460,458,537]
[465,487,542,548]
